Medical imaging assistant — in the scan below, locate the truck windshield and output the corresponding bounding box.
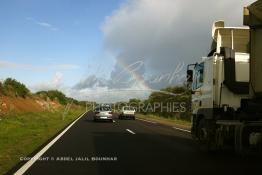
[193,63,204,90]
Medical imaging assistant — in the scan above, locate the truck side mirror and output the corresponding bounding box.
[187,70,193,82]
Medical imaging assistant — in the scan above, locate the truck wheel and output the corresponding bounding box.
[197,119,212,151]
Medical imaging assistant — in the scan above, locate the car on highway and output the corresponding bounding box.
[93,106,113,122]
[119,106,136,120]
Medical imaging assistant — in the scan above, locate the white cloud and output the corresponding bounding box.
[30,72,64,92]
[68,86,150,103]
[26,17,59,31]
[36,22,52,28]
[51,72,63,86]
[0,60,79,71]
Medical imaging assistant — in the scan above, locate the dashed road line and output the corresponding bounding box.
[126,129,136,135]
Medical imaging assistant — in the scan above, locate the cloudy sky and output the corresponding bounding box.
[0,0,255,102]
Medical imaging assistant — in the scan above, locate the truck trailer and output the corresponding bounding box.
[187,0,262,153]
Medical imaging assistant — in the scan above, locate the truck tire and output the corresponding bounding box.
[197,119,213,152]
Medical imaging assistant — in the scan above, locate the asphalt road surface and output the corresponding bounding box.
[10,111,262,175]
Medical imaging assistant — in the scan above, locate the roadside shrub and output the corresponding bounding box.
[2,78,30,98]
[36,90,71,105]
[0,82,5,96]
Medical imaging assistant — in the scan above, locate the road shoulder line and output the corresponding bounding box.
[14,112,87,175]
[136,116,191,133]
[136,118,157,124]
[172,126,191,133]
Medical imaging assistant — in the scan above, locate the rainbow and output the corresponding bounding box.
[115,59,151,90]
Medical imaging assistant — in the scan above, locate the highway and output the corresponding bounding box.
[10,111,262,175]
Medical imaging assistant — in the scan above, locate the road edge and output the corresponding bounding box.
[136,115,191,132]
[6,111,87,175]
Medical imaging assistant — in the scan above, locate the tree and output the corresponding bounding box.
[145,86,191,120]
[3,78,30,98]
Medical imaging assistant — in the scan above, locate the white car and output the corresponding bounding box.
[93,106,113,122]
[119,106,136,120]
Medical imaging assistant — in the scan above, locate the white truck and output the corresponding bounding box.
[187,0,262,153]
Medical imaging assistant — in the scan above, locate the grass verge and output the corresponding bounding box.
[0,108,85,175]
[136,113,191,127]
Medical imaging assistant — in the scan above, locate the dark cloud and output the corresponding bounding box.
[73,75,108,89]
[101,0,255,89]
[71,0,255,102]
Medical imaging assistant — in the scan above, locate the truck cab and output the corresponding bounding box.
[187,19,262,152]
[189,21,250,120]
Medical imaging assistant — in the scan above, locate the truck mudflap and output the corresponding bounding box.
[216,120,262,154]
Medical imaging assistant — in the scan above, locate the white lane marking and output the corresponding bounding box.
[173,127,191,133]
[137,118,157,124]
[14,112,87,175]
[113,120,116,123]
[126,129,136,135]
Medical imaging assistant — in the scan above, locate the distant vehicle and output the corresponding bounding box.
[93,106,113,122]
[100,103,111,107]
[119,106,136,120]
